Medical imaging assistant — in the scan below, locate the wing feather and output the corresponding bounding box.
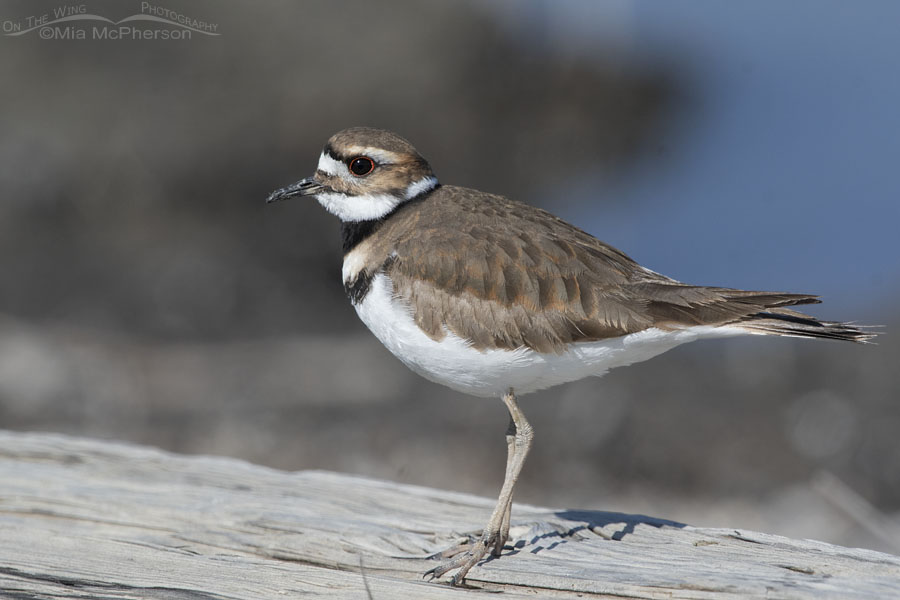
[363,186,863,352]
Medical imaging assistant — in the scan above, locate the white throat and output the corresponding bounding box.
[315,191,405,222]
[314,150,439,222]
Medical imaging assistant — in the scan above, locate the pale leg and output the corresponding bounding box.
[494,414,516,557]
[426,388,534,586]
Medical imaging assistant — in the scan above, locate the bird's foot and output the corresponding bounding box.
[424,528,508,586]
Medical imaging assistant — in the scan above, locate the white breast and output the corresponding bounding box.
[353,273,748,398]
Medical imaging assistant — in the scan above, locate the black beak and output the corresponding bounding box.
[266,177,326,204]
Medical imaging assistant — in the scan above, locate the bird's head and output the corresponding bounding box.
[266,127,439,222]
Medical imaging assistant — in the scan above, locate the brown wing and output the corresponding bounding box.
[373,186,836,353]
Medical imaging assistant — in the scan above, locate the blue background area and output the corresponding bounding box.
[501,1,900,315]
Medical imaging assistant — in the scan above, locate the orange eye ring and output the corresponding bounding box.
[348,156,375,176]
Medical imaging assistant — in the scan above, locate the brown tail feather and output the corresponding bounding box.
[643,286,823,328]
[641,284,877,343]
[735,310,877,343]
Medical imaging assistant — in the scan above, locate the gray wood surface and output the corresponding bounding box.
[1,430,898,599]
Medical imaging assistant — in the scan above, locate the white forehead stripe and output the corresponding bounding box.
[317,152,345,176]
[346,147,397,163]
[318,149,398,176]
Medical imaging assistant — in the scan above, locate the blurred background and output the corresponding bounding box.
[1,0,898,554]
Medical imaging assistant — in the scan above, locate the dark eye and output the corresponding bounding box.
[348,156,375,176]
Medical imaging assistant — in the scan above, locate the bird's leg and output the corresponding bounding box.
[425,388,533,586]
[430,413,517,562]
[494,414,516,557]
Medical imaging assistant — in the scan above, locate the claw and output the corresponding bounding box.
[423,530,501,585]
[427,535,474,561]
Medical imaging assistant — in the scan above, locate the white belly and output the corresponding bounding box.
[354,273,746,398]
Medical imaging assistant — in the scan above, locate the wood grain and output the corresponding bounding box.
[1,430,898,599]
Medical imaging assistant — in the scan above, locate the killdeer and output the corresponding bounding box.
[267,127,874,585]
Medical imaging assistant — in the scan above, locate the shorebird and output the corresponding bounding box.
[267,127,873,585]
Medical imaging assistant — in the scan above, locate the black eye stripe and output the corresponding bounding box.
[348,156,376,176]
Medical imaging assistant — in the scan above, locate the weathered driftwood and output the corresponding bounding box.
[1,431,898,599]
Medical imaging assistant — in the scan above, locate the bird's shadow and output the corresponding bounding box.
[493,509,685,560]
